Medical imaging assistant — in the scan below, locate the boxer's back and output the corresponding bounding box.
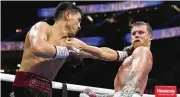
[19,22,67,81]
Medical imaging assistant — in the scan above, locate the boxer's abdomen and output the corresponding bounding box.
[19,56,65,81]
[19,44,66,81]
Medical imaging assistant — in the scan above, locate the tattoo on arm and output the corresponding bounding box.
[121,71,138,97]
[126,71,137,87]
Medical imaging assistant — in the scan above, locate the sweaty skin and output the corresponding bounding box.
[19,21,98,81]
[66,38,153,95]
[114,47,152,95]
[67,23,153,96]
[19,22,73,81]
[67,39,153,96]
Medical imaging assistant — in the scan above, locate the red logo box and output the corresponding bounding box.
[155,86,177,97]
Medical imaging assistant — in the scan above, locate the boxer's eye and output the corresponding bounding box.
[78,18,81,23]
[138,31,144,34]
[66,38,71,42]
[132,32,136,36]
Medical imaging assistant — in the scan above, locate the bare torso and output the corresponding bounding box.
[114,54,151,94]
[19,25,69,81]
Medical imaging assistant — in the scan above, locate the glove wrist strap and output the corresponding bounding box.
[53,46,69,58]
[116,51,128,61]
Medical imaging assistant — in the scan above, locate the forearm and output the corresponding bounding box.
[31,40,71,58]
[80,45,128,61]
[31,40,56,58]
[80,51,99,59]
[80,45,105,60]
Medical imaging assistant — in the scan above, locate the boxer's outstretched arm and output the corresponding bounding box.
[120,47,152,96]
[80,45,124,61]
[65,38,129,61]
[65,38,119,61]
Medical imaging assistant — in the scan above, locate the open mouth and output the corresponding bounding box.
[134,40,140,42]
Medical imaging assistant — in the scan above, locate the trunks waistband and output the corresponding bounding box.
[13,71,52,94]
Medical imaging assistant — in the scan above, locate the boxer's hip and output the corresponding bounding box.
[12,71,52,95]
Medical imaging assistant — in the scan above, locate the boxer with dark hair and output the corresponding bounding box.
[9,2,83,97]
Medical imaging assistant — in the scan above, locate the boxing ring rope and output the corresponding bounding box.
[1,73,179,97]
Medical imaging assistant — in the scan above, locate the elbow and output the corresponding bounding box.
[99,54,106,60]
[30,44,43,56]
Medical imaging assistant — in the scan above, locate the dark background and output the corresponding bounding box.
[1,1,180,97]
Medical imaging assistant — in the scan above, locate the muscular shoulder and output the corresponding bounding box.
[28,21,51,40]
[132,46,152,59]
[34,21,50,32]
[132,47,153,73]
[28,21,52,37]
[35,21,50,28]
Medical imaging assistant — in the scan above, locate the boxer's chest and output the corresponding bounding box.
[48,34,68,46]
[42,33,68,62]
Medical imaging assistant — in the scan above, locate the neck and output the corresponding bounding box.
[52,20,69,37]
[133,44,151,49]
[146,46,150,49]
[147,42,151,49]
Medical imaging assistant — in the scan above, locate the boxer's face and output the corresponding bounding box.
[131,25,152,48]
[65,11,81,36]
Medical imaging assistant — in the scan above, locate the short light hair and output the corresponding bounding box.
[131,21,152,35]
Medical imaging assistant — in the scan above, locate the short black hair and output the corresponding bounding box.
[54,2,83,21]
[131,21,152,35]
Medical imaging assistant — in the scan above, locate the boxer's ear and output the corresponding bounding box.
[64,11,70,21]
[149,34,152,41]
